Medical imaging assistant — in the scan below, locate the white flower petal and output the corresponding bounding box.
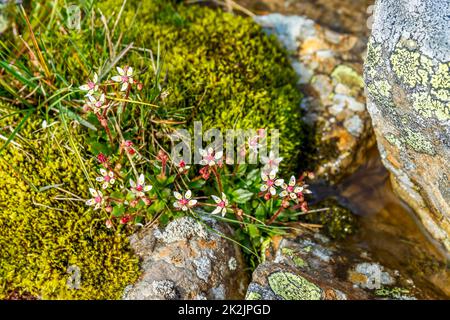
[211,206,222,215]
[275,179,284,186]
[269,187,277,196]
[211,195,221,204]
[182,205,188,211]
[199,148,207,156]
[173,202,180,208]
[129,179,136,188]
[117,66,125,76]
[290,193,297,200]
[221,192,227,201]
[279,191,288,197]
[96,177,104,182]
[289,176,296,187]
[144,185,152,192]
[294,186,303,193]
[215,151,223,160]
[109,171,114,178]
[111,75,122,82]
[102,182,108,189]
[199,160,207,166]
[261,172,268,182]
[79,84,90,91]
[208,160,215,167]
[121,82,128,91]
[85,199,95,206]
[269,170,276,180]
[207,147,213,155]
[188,199,197,207]
[93,73,98,83]
[110,179,115,184]
[89,188,97,197]
[138,173,145,186]
[185,190,192,200]
[221,208,227,217]
[127,67,133,77]
[260,185,268,192]
[100,168,107,176]
[174,191,183,200]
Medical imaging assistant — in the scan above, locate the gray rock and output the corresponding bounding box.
[123,216,249,300]
[364,0,450,251]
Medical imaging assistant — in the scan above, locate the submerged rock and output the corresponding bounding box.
[255,14,375,183]
[123,217,249,300]
[245,229,420,300]
[364,0,450,251]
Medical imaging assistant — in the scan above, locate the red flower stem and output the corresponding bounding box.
[211,166,223,194]
[267,206,285,225]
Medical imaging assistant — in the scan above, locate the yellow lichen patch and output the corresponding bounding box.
[431,62,450,102]
[412,92,450,121]
[403,127,436,155]
[365,39,382,79]
[390,41,433,88]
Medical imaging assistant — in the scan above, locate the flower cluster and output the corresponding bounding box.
[80,67,313,232]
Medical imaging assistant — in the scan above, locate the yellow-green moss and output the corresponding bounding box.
[0,112,139,299]
[96,0,304,167]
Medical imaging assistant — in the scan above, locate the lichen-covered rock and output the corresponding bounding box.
[364,0,450,251]
[255,14,375,183]
[245,229,422,300]
[122,217,248,300]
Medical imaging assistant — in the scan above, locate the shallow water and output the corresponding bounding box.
[236,0,450,299]
[316,147,450,299]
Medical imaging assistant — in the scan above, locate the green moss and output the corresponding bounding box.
[268,272,322,300]
[0,112,140,299]
[304,198,358,239]
[96,0,304,167]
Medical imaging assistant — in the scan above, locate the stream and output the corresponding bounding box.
[237,0,450,299]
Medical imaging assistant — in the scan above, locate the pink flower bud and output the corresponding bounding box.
[130,199,139,208]
[105,219,113,229]
[97,153,108,164]
[105,205,113,213]
[264,193,271,201]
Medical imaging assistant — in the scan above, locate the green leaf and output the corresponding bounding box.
[247,224,260,239]
[231,188,254,204]
[255,204,266,220]
[112,205,125,217]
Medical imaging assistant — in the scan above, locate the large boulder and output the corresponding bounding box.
[245,229,430,300]
[364,0,450,251]
[123,217,249,300]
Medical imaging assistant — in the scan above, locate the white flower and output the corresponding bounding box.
[247,135,261,153]
[87,93,107,113]
[129,173,152,197]
[280,176,312,200]
[111,66,134,91]
[85,188,104,210]
[199,147,223,166]
[79,73,99,96]
[261,151,283,174]
[96,168,116,189]
[211,192,229,217]
[173,190,197,211]
[176,159,190,173]
[260,170,284,196]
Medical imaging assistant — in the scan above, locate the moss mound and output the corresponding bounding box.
[0,110,139,299]
[98,0,304,163]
